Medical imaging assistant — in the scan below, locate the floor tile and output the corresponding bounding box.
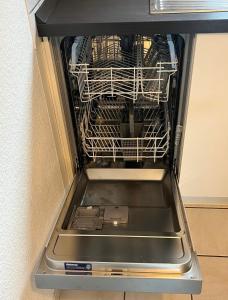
[125,293,191,300]
[192,257,228,300]
[59,290,124,300]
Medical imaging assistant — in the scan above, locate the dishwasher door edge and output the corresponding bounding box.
[35,249,201,293]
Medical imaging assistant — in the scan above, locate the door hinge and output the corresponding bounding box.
[175,125,183,147]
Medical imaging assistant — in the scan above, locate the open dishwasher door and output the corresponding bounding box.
[35,168,201,293]
[34,29,201,293]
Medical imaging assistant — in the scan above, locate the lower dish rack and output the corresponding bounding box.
[80,99,170,162]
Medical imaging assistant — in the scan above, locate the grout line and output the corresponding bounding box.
[198,254,228,258]
[54,289,60,300]
[185,206,228,210]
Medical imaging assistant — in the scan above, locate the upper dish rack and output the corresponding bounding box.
[69,35,177,103]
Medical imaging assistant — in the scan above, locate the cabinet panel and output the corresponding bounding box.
[179,34,228,198]
[186,208,228,256]
[193,257,228,300]
[126,293,190,300]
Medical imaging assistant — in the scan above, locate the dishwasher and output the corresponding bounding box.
[34,0,228,294]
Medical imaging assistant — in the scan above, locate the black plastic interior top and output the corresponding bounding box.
[36,0,228,37]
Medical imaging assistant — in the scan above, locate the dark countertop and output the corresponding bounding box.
[36,0,228,36]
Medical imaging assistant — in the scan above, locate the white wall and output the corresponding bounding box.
[180,34,228,198]
[0,1,66,299]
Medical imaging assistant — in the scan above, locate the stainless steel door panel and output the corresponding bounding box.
[46,235,190,273]
[53,236,184,260]
[34,170,202,293]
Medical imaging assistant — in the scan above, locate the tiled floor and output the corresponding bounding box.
[58,291,191,300]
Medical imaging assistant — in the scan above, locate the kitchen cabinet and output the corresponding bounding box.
[29,0,227,299]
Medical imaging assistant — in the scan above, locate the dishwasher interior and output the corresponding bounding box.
[35,33,202,293]
[67,34,178,164]
[63,34,182,235]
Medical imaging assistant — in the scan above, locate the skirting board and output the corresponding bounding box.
[183,196,228,209]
